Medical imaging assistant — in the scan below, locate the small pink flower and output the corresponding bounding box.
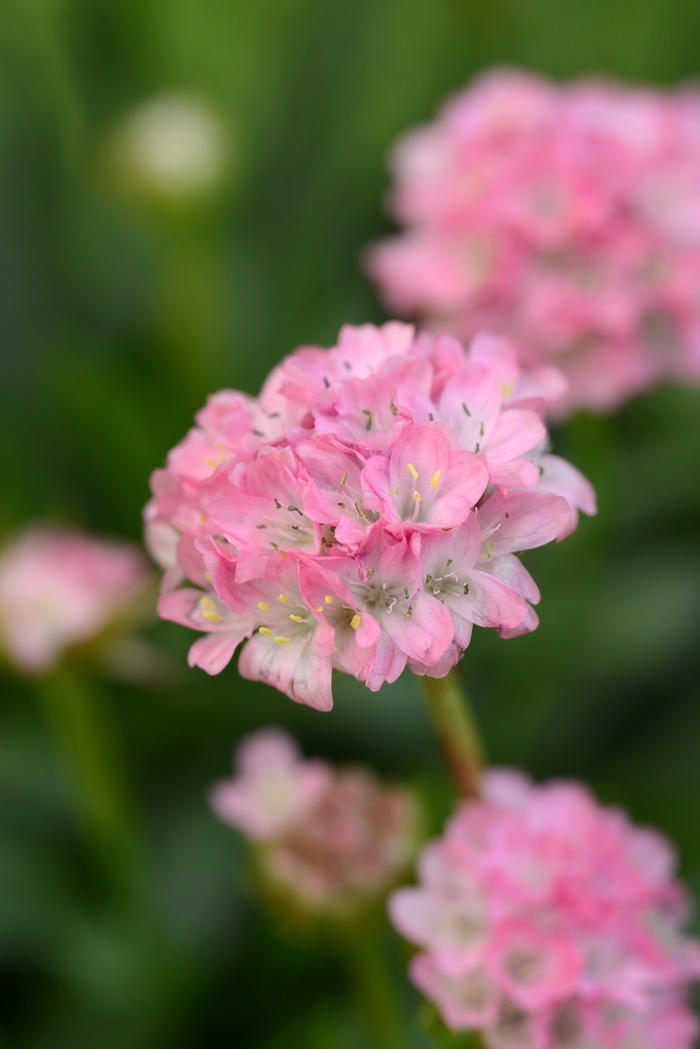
[210,727,419,915]
[0,527,150,674]
[389,770,700,1048]
[366,69,700,416]
[148,321,594,706]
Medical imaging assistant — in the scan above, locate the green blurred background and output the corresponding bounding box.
[1,0,700,1045]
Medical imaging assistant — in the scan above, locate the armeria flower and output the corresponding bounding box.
[0,527,150,674]
[147,321,595,706]
[210,727,419,916]
[389,769,700,1048]
[366,69,700,416]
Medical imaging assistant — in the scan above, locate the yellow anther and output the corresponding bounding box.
[333,646,338,654]
[350,614,361,630]
[201,610,220,622]
[274,636,291,644]
[278,594,290,604]
[486,541,493,559]
[388,486,401,496]
[324,595,334,604]
[431,470,441,488]
[205,572,212,582]
[289,614,304,623]
[315,605,324,612]
[201,597,217,610]
[259,627,272,636]
[502,380,514,398]
[204,457,219,468]
[339,472,348,487]
[407,462,418,480]
[413,490,422,502]
[258,601,270,611]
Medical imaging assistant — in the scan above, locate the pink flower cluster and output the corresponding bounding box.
[367,69,700,416]
[210,728,418,915]
[148,322,595,709]
[390,770,700,1049]
[0,527,150,674]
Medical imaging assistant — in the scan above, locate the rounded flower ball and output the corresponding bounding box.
[0,527,150,675]
[148,321,595,709]
[210,727,419,916]
[389,770,700,1048]
[366,69,700,416]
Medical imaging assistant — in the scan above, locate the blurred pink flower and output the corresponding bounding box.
[0,527,150,674]
[210,727,419,915]
[389,769,700,1048]
[366,69,700,416]
[149,321,595,707]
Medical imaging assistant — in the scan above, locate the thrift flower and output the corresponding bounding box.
[210,727,419,916]
[389,769,700,1048]
[0,527,150,674]
[149,321,595,707]
[366,69,700,416]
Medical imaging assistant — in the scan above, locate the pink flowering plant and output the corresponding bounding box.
[210,727,420,918]
[148,321,594,713]
[0,526,151,675]
[366,69,700,416]
[390,770,700,1048]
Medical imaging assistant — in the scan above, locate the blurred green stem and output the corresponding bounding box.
[342,930,404,1049]
[420,669,484,799]
[36,667,145,900]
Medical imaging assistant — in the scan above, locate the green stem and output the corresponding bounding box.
[35,668,145,901]
[341,930,404,1049]
[419,668,485,799]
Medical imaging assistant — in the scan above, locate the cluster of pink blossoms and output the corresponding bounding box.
[0,527,150,674]
[147,322,595,709]
[210,728,418,915]
[367,69,700,416]
[390,770,700,1049]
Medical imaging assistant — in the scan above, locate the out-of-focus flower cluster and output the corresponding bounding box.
[367,69,700,416]
[0,527,150,674]
[210,728,419,916]
[390,770,700,1048]
[147,321,595,709]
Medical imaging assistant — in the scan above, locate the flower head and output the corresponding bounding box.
[389,769,700,1048]
[366,70,700,416]
[0,527,150,674]
[210,727,419,916]
[149,321,595,707]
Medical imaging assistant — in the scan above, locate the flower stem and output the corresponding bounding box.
[419,669,485,799]
[341,929,404,1049]
[35,668,146,901]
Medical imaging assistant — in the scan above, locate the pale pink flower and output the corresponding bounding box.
[210,727,419,915]
[366,69,700,416]
[148,321,595,706]
[389,770,700,1048]
[0,527,150,674]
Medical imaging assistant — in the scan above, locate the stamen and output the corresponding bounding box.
[324,595,334,604]
[201,597,217,610]
[446,559,453,567]
[405,605,413,618]
[259,627,272,636]
[201,610,220,622]
[323,376,330,388]
[279,594,290,604]
[258,602,270,611]
[252,429,264,438]
[390,402,398,416]
[289,614,304,623]
[339,472,348,487]
[274,636,291,644]
[363,409,372,431]
[388,486,400,495]
[350,614,361,630]
[407,463,418,480]
[354,502,366,518]
[505,512,510,518]
[315,605,324,612]
[425,574,432,585]
[462,402,471,416]
[428,412,434,421]
[337,502,346,509]
[413,490,421,502]
[486,542,493,559]
[479,421,485,437]
[431,470,441,487]
[274,498,282,509]
[475,442,480,453]
[403,587,410,599]
[287,505,303,516]
[255,524,266,529]
[463,583,470,594]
